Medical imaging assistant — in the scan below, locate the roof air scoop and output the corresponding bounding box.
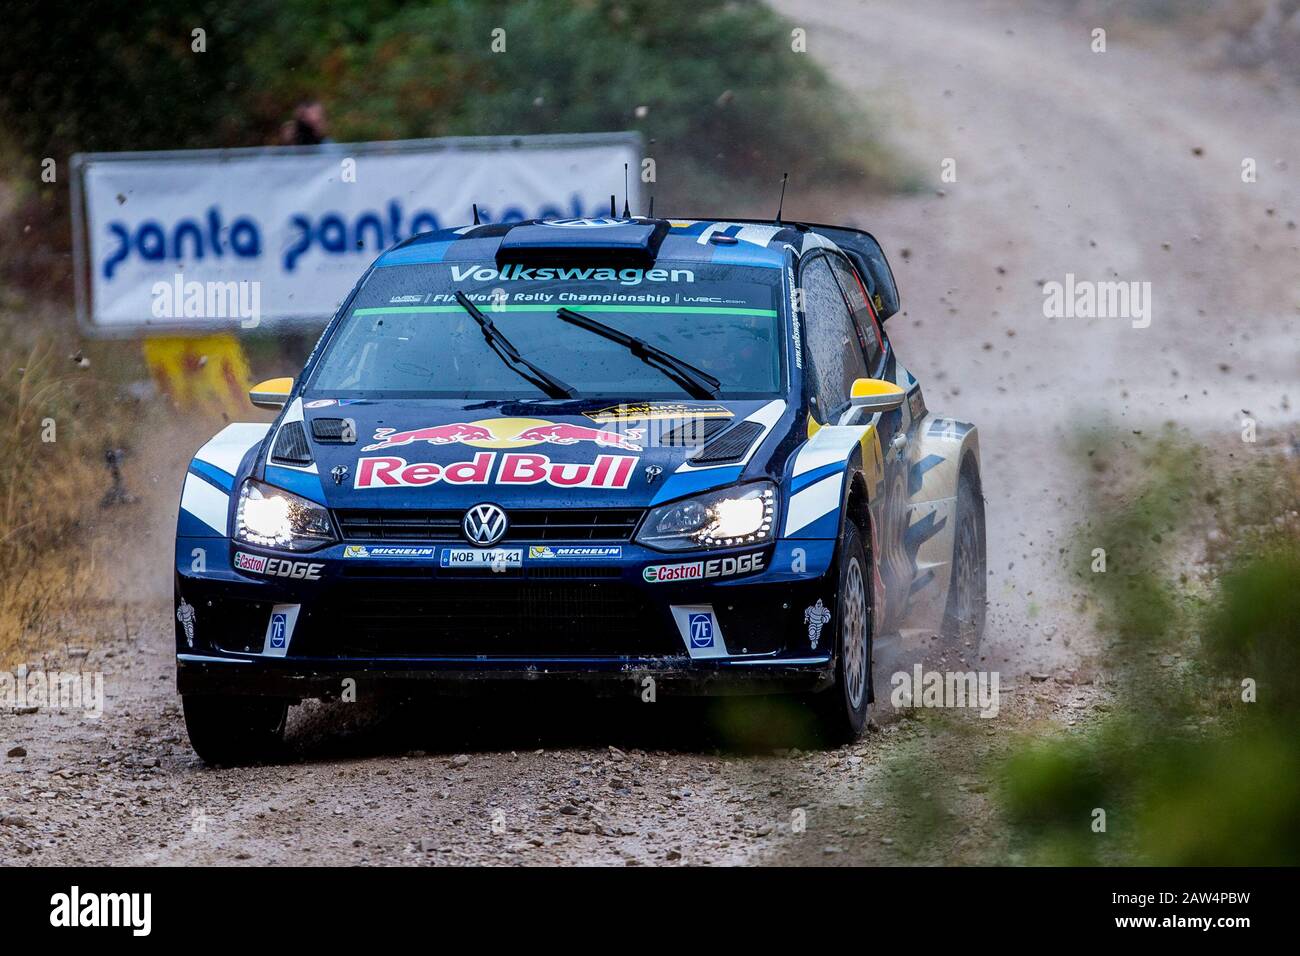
[495,219,668,266]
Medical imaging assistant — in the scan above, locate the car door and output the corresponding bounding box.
[803,251,913,627]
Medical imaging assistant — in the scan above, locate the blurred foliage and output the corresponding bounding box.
[0,0,898,288]
[1,2,277,157]
[998,426,1300,864]
[307,0,886,185]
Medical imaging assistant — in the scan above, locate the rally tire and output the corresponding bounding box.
[941,464,987,652]
[182,694,289,766]
[810,520,872,744]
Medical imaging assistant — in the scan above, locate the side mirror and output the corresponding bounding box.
[850,378,906,413]
[249,377,294,409]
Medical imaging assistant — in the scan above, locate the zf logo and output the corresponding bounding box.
[688,613,714,649]
[269,613,287,649]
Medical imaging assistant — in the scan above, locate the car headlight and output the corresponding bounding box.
[233,479,335,552]
[636,481,777,552]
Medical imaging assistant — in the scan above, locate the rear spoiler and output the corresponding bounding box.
[676,217,902,321]
[802,223,901,322]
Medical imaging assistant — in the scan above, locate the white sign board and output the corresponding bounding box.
[72,133,642,334]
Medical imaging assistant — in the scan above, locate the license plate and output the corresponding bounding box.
[439,547,523,569]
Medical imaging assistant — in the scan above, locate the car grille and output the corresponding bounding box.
[334,508,643,543]
[339,564,621,581]
[297,580,678,658]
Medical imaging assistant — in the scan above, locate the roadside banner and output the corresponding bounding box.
[71,132,642,335]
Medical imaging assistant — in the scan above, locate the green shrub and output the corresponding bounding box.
[998,431,1300,865]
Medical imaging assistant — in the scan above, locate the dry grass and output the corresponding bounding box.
[0,313,138,664]
[0,289,267,667]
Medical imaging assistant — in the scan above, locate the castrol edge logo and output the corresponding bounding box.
[354,417,640,490]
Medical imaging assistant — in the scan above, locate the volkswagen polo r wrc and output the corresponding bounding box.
[174,216,986,762]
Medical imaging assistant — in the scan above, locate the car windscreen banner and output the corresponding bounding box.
[71,132,642,336]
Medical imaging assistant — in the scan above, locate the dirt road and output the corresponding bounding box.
[3,0,1295,865]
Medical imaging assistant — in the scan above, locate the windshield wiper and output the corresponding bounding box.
[556,308,721,400]
[455,291,576,399]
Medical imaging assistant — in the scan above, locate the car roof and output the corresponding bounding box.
[374,217,848,271]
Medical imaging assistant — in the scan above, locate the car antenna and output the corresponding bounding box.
[622,163,630,218]
[648,195,655,218]
[775,172,789,225]
[472,203,480,225]
[610,194,616,217]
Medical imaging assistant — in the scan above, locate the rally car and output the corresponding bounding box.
[174,216,985,763]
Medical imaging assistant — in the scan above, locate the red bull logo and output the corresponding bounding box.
[362,417,644,452]
[363,423,495,451]
[511,422,643,451]
[354,452,638,490]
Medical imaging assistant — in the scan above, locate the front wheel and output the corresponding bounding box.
[809,520,872,744]
[941,464,987,652]
[182,694,289,766]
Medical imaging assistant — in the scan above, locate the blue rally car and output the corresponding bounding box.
[175,217,985,762]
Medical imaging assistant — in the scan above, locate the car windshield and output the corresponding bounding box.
[307,259,785,399]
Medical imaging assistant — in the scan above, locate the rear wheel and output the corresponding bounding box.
[941,465,987,652]
[810,519,872,744]
[182,694,288,766]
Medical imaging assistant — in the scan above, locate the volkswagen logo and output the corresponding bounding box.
[462,503,508,547]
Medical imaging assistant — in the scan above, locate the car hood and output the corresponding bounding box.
[291,398,781,511]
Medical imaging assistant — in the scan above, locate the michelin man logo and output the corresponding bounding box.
[804,598,832,649]
[176,599,196,648]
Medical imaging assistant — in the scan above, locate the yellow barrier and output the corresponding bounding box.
[142,334,252,418]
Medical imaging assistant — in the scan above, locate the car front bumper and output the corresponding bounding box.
[174,537,841,701]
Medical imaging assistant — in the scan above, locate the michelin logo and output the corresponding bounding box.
[529,545,622,560]
[344,545,436,558]
[804,599,832,649]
